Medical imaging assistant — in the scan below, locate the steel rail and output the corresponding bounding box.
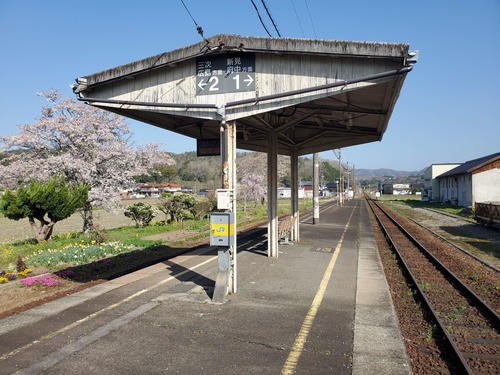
[366,198,473,375]
[372,199,500,327]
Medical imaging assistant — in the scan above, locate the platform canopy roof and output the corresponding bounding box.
[73,34,417,156]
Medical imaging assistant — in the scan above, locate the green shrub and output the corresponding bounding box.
[124,202,155,227]
[157,194,197,224]
[0,176,88,242]
[194,198,216,220]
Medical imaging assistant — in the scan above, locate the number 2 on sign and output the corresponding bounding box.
[208,76,219,91]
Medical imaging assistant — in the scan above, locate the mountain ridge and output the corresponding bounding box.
[355,168,425,177]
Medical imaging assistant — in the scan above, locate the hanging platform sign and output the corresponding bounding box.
[196,53,255,95]
[197,138,220,156]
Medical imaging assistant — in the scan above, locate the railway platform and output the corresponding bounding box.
[0,200,411,374]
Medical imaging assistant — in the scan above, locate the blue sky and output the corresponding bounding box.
[1,0,499,171]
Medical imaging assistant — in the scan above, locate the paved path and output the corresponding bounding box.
[0,200,410,374]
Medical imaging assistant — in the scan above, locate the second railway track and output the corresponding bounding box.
[367,198,499,374]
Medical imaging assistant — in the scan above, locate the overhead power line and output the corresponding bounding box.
[289,0,305,37]
[304,0,317,38]
[250,0,273,37]
[179,0,206,40]
[260,0,282,37]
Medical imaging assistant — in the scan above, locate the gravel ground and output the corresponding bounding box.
[385,203,500,270]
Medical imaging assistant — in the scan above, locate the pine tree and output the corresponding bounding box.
[0,176,88,242]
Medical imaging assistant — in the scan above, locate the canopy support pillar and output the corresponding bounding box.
[313,152,320,224]
[291,151,300,241]
[267,131,278,257]
[212,118,237,303]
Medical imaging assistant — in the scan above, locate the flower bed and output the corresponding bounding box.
[0,269,33,284]
[20,274,61,287]
[27,241,131,267]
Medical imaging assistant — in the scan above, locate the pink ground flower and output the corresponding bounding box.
[20,275,61,287]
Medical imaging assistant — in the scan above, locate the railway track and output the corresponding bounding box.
[367,198,500,374]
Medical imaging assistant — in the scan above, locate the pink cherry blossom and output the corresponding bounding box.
[0,91,174,231]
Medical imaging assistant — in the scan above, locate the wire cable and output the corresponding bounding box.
[289,0,305,37]
[304,0,317,38]
[260,0,282,37]
[250,0,273,37]
[179,0,199,27]
[179,0,209,48]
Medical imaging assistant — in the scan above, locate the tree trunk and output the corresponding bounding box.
[81,201,94,232]
[29,217,56,242]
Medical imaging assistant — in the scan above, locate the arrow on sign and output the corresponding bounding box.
[198,79,207,91]
[244,75,254,86]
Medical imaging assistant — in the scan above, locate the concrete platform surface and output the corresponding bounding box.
[0,200,410,374]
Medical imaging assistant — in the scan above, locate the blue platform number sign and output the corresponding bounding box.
[196,53,255,95]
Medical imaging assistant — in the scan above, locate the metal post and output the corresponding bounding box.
[212,115,237,302]
[267,131,278,257]
[313,152,319,224]
[341,175,345,205]
[291,151,299,241]
[229,121,237,293]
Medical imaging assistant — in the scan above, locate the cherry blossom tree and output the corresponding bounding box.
[236,152,290,211]
[0,90,174,231]
[239,173,266,211]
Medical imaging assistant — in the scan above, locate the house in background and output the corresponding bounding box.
[437,152,500,207]
[278,187,305,199]
[422,163,461,201]
[300,181,313,198]
[381,183,412,195]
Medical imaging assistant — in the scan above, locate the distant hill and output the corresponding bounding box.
[356,168,425,177]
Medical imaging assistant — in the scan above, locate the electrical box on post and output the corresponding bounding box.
[216,189,232,210]
[210,212,235,247]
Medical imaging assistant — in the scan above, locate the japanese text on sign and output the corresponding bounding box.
[196,53,255,95]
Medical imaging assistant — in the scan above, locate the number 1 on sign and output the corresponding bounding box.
[233,74,240,90]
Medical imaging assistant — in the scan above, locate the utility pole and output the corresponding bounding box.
[353,164,356,199]
[313,152,319,224]
[346,162,350,200]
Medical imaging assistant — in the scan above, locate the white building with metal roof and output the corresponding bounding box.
[437,152,500,207]
[422,163,461,201]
